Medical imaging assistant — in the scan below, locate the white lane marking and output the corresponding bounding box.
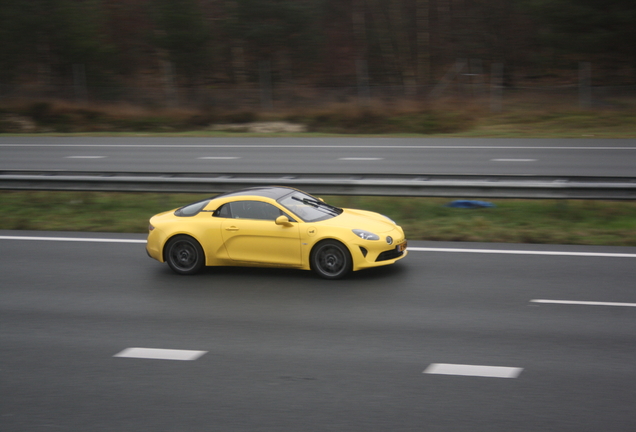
[338,157,384,161]
[408,247,636,258]
[0,235,145,244]
[3,144,636,150]
[114,348,207,361]
[0,168,70,172]
[197,156,241,160]
[1,236,634,258]
[65,156,106,159]
[424,363,523,378]
[491,158,537,162]
[531,299,636,308]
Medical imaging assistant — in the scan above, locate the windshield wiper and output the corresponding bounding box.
[292,196,342,216]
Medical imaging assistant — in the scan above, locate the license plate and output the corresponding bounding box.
[397,241,407,252]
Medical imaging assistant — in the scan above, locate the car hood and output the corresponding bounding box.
[317,208,398,233]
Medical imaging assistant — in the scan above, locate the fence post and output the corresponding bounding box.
[356,59,371,105]
[259,60,273,111]
[579,62,592,109]
[490,63,503,112]
[469,58,485,99]
[428,59,465,99]
[161,60,178,107]
[72,64,88,104]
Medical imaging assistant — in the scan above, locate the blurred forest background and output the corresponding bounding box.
[1,0,635,133]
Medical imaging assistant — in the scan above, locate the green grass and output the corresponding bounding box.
[2,191,636,246]
[328,196,636,246]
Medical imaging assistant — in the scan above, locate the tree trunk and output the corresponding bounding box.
[352,0,370,99]
[231,42,247,85]
[351,0,367,64]
[37,42,52,88]
[225,1,247,85]
[416,0,431,86]
[365,0,400,85]
[436,0,451,65]
[389,0,416,95]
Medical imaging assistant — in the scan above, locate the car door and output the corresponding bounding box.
[218,200,302,266]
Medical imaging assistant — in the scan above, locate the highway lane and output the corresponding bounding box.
[2,137,636,176]
[1,232,635,431]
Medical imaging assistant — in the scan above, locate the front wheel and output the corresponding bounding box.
[165,235,205,275]
[310,240,352,280]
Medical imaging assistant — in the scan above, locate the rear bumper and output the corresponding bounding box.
[146,229,164,262]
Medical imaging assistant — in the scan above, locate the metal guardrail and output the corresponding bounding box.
[1,171,636,199]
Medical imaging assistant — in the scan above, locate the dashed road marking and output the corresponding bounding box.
[531,299,636,308]
[3,144,636,150]
[65,156,106,159]
[424,363,523,378]
[491,158,537,162]
[338,157,384,161]
[114,348,207,361]
[197,156,241,160]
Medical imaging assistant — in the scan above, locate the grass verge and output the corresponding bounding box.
[1,98,635,137]
[2,191,636,246]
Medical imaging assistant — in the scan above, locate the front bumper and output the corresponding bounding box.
[352,239,408,271]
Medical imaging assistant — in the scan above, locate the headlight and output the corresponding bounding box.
[352,229,380,240]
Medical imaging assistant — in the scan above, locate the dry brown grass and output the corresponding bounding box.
[1,94,635,136]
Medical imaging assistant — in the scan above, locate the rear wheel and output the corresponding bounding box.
[165,235,205,275]
[310,240,352,280]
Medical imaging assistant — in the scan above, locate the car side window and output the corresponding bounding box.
[215,203,232,218]
[218,201,286,221]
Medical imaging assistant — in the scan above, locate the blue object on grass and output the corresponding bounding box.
[446,200,495,209]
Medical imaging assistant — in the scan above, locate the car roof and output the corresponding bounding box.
[213,186,299,201]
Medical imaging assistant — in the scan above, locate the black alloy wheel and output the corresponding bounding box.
[310,240,352,280]
[165,235,205,275]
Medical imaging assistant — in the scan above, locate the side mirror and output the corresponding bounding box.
[275,215,294,227]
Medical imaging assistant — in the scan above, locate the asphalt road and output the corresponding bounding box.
[2,231,635,432]
[2,136,636,176]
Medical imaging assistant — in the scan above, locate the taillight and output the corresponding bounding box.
[148,224,155,231]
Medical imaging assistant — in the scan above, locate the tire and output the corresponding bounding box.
[165,235,205,275]
[310,240,352,280]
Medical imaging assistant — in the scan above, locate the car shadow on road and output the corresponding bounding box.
[151,261,408,284]
[204,262,407,281]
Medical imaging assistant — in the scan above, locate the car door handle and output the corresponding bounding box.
[225,226,239,231]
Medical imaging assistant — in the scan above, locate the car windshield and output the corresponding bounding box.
[278,192,343,222]
[174,199,212,217]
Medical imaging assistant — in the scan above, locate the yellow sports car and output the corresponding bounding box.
[146,186,407,279]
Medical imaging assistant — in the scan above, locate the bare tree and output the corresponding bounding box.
[416,0,431,86]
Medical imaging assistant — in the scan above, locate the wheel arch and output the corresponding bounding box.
[309,237,354,279]
[309,236,354,259]
[162,232,206,263]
